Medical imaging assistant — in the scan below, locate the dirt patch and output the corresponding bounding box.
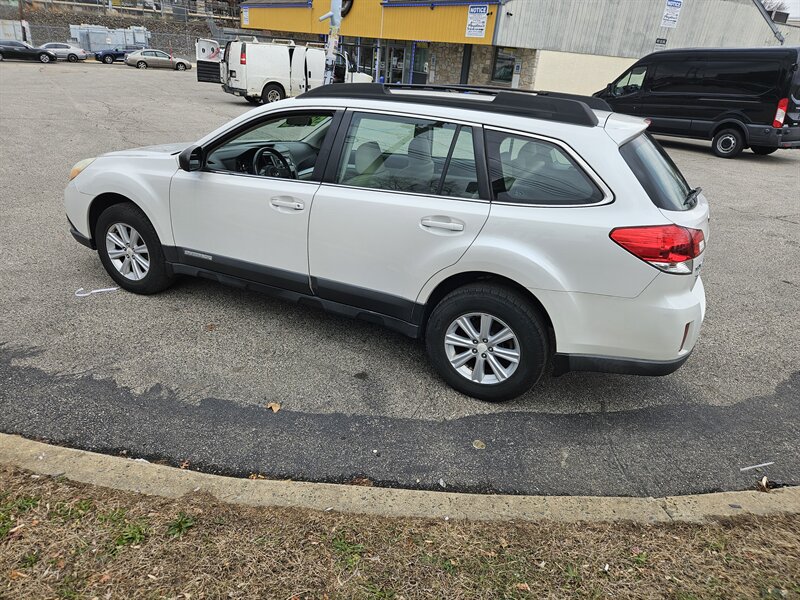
[1,466,798,598]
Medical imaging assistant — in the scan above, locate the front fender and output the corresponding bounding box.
[73,156,177,246]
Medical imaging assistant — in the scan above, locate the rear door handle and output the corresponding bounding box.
[421,217,464,232]
[270,197,304,211]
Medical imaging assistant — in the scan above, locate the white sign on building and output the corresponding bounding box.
[466,5,489,38]
[660,0,682,28]
[242,7,250,26]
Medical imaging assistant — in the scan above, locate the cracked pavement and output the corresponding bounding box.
[1,62,799,495]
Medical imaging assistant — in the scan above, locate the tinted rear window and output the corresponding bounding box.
[619,134,691,211]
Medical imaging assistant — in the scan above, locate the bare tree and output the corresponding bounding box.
[760,0,788,11]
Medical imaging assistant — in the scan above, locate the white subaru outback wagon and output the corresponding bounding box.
[64,83,708,401]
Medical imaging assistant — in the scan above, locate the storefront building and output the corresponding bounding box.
[239,0,537,88]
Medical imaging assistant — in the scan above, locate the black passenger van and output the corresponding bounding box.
[595,47,800,158]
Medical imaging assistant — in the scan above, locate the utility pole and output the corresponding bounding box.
[17,0,25,41]
[319,0,342,86]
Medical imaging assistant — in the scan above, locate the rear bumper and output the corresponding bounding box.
[536,274,706,374]
[746,124,800,148]
[222,84,246,97]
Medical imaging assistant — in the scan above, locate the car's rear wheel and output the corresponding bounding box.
[136,61,147,69]
[712,128,744,158]
[67,54,78,62]
[95,203,174,295]
[0,52,4,61]
[751,146,777,156]
[176,62,186,71]
[103,55,114,64]
[425,284,549,402]
[262,83,284,103]
[38,53,51,63]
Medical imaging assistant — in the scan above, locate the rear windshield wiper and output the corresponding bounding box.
[684,186,702,208]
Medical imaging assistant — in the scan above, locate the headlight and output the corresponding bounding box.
[69,158,96,181]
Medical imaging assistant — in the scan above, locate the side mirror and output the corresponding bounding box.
[179,145,204,171]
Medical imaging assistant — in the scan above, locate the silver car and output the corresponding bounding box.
[39,43,88,62]
[124,49,191,71]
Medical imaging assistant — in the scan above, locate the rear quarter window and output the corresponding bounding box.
[620,134,691,211]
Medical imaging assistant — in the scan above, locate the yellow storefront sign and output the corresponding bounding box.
[241,0,498,45]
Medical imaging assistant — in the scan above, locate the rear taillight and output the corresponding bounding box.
[610,225,705,275]
[240,44,246,65]
[773,97,788,128]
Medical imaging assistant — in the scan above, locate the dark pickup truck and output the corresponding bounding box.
[95,47,142,64]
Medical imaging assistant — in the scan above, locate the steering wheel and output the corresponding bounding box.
[252,146,297,179]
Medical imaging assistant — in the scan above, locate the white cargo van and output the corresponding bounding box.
[196,38,372,104]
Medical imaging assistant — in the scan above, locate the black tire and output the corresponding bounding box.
[137,61,147,69]
[0,52,4,61]
[245,96,261,105]
[67,54,78,62]
[176,62,186,71]
[103,55,114,64]
[95,203,174,295]
[261,83,285,104]
[751,146,777,156]
[38,53,51,63]
[425,284,549,402]
[711,128,744,158]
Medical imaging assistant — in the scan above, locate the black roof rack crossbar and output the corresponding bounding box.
[299,83,602,127]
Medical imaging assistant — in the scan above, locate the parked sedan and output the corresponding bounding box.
[0,40,57,63]
[124,49,191,71]
[39,42,88,62]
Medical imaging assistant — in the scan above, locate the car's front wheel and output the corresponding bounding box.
[38,53,51,63]
[136,61,147,69]
[425,284,549,402]
[95,203,174,295]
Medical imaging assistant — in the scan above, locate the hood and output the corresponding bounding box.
[101,142,192,158]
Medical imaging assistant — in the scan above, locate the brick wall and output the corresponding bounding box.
[427,42,537,89]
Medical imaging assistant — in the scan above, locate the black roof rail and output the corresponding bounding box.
[299,83,603,127]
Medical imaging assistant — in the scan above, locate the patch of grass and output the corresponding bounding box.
[166,511,195,538]
[20,550,40,568]
[98,508,127,525]
[0,495,40,537]
[57,573,83,600]
[0,466,799,599]
[113,520,149,548]
[51,499,93,522]
[332,533,364,569]
[563,562,581,583]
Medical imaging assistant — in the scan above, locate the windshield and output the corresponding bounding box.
[619,133,691,211]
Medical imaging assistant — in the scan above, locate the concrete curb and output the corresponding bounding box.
[2,434,797,523]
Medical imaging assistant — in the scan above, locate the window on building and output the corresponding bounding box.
[492,47,516,83]
[485,130,604,205]
[337,113,478,197]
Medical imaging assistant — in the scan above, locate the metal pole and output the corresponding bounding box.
[319,0,342,85]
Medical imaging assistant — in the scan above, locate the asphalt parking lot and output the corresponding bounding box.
[1,61,798,496]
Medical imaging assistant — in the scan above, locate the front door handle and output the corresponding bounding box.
[270,197,304,211]
[421,217,464,232]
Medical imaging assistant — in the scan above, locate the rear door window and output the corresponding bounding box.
[652,60,780,95]
[336,112,479,198]
[619,133,691,211]
[485,130,604,206]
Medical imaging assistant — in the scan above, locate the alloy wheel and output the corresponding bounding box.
[105,223,150,281]
[444,312,521,384]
